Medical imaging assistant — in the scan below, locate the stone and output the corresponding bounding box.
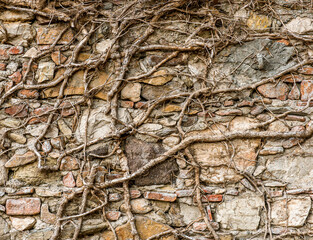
[0,10,34,22]
[140,70,173,85]
[281,74,303,83]
[257,82,289,100]
[6,198,41,215]
[130,199,152,213]
[10,216,36,231]
[36,62,55,83]
[259,147,284,155]
[0,118,20,128]
[5,151,37,168]
[12,187,35,195]
[57,119,72,139]
[17,89,39,99]
[41,140,52,153]
[285,17,313,34]
[2,22,35,45]
[95,39,113,53]
[180,203,201,224]
[193,222,219,231]
[108,193,122,202]
[63,172,75,188]
[299,66,313,75]
[216,193,263,230]
[0,217,9,235]
[125,137,178,186]
[43,69,111,100]
[5,104,28,118]
[162,104,182,113]
[247,13,271,31]
[60,156,79,170]
[130,189,141,199]
[40,204,56,224]
[102,216,175,240]
[268,121,289,132]
[215,109,242,116]
[121,82,141,102]
[176,189,193,197]
[271,197,311,227]
[288,83,300,100]
[106,211,121,221]
[51,51,67,65]
[141,81,183,100]
[0,156,8,186]
[285,115,306,122]
[9,71,22,83]
[250,105,264,115]
[300,80,313,101]
[23,47,38,58]
[144,192,177,202]
[36,25,74,45]
[8,46,23,55]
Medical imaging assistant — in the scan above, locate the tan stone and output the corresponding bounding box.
[162,104,182,113]
[36,25,74,45]
[247,13,271,31]
[102,216,175,240]
[0,10,34,22]
[5,151,37,168]
[121,82,141,102]
[140,70,173,85]
[40,204,56,225]
[10,216,36,231]
[42,69,111,100]
[8,133,26,144]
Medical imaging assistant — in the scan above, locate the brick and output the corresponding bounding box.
[28,117,48,124]
[106,211,121,221]
[9,188,35,196]
[5,104,28,117]
[120,100,134,108]
[298,66,313,75]
[63,172,75,188]
[135,101,148,109]
[8,46,23,55]
[206,194,223,202]
[144,191,177,202]
[300,80,313,101]
[130,189,141,199]
[6,198,41,215]
[257,82,289,100]
[276,39,290,46]
[9,71,22,84]
[5,151,37,168]
[0,46,9,60]
[176,189,193,197]
[285,115,306,122]
[238,99,254,107]
[17,89,39,99]
[206,205,213,221]
[108,193,122,202]
[33,105,53,116]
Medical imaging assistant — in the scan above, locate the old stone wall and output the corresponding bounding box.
[0,0,313,239]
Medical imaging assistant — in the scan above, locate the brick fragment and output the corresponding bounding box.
[223,100,234,106]
[9,71,22,84]
[63,172,76,188]
[206,205,213,221]
[298,66,313,75]
[288,84,300,100]
[0,46,9,60]
[9,188,35,196]
[5,104,28,117]
[8,46,24,55]
[6,198,41,215]
[257,82,289,100]
[281,74,303,83]
[60,156,79,170]
[193,221,219,231]
[120,100,134,108]
[135,101,148,109]
[285,115,306,122]
[300,80,313,101]
[18,89,39,99]
[106,211,121,221]
[130,189,141,199]
[269,190,283,198]
[0,63,6,70]
[144,191,177,202]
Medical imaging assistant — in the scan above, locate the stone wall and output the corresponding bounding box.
[0,0,313,239]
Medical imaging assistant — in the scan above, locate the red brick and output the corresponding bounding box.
[206,194,223,202]
[135,101,148,109]
[108,193,122,202]
[206,205,213,221]
[18,89,39,99]
[9,71,22,84]
[63,172,76,188]
[120,100,134,108]
[106,211,121,221]
[299,66,313,75]
[0,63,6,70]
[5,104,28,117]
[130,189,141,199]
[144,191,177,202]
[8,46,23,55]
[257,82,289,100]
[281,74,303,83]
[285,115,306,122]
[6,198,41,215]
[300,80,313,101]
[9,188,35,196]
[60,156,79,170]
[276,39,290,46]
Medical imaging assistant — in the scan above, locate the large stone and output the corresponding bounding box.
[0,217,9,235]
[257,82,289,100]
[121,82,141,102]
[6,198,41,215]
[0,10,34,22]
[36,25,74,44]
[121,199,152,214]
[5,151,37,168]
[141,81,184,100]
[140,70,173,85]
[285,17,313,34]
[10,216,36,231]
[125,137,178,186]
[42,69,111,100]
[40,204,56,224]
[247,13,272,31]
[102,216,175,240]
[271,197,311,227]
[95,39,113,53]
[216,193,263,230]
[190,117,260,184]
[179,203,201,225]
[36,62,55,83]
[1,23,35,45]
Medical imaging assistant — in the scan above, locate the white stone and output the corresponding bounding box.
[57,119,72,139]
[163,136,180,148]
[179,203,201,225]
[285,17,313,34]
[23,47,38,58]
[10,216,36,231]
[121,82,141,102]
[271,197,311,227]
[0,217,9,235]
[95,39,113,54]
[0,156,8,186]
[36,62,55,83]
[216,193,263,230]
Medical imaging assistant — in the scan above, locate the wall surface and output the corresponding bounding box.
[0,0,313,239]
